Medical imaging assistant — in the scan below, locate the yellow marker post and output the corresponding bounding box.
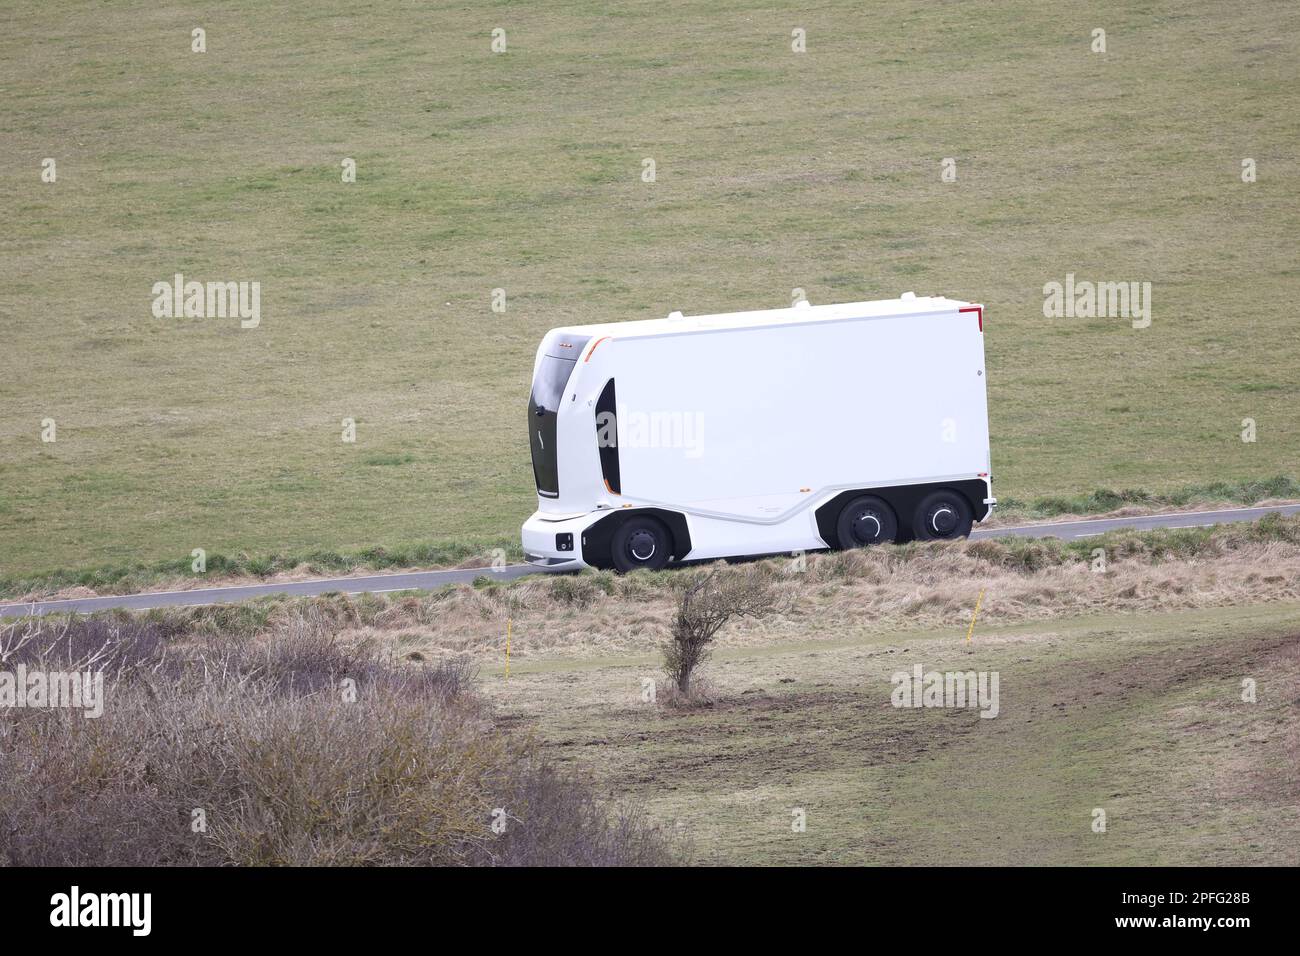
[966,589,985,644]
[505,618,511,678]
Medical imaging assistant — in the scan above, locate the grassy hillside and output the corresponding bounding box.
[2,0,1297,577]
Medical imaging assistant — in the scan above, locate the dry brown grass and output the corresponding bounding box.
[286,519,1300,664]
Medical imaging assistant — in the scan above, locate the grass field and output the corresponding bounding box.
[486,602,1300,865]
[2,1,1298,579]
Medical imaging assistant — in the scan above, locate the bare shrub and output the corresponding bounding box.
[0,613,176,674]
[663,565,792,696]
[487,757,680,866]
[0,612,678,866]
[192,614,473,706]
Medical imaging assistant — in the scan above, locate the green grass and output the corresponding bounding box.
[0,535,522,601]
[2,1,1298,580]
[995,475,1300,519]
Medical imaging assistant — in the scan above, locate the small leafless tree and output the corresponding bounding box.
[664,565,791,696]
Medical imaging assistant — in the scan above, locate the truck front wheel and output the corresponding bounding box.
[836,495,899,548]
[611,517,672,572]
[912,490,974,540]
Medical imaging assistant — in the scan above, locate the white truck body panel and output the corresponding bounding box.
[521,296,992,569]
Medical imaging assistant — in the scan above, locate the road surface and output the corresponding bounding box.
[4,504,1297,618]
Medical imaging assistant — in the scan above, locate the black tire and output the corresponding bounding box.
[912,489,974,541]
[835,495,898,549]
[611,516,672,572]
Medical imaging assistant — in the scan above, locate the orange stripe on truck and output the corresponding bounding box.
[585,336,611,362]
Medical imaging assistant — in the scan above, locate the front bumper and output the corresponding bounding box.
[521,510,602,570]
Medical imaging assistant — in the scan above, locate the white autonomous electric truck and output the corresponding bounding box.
[521,294,993,572]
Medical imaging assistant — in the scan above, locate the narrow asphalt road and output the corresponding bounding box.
[4,504,1297,618]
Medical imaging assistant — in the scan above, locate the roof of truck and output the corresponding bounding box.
[551,294,980,339]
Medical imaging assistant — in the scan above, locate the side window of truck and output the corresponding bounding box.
[595,379,620,494]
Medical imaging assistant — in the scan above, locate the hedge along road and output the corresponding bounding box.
[4,505,1298,618]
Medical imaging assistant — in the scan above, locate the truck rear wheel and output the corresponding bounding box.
[836,495,898,548]
[611,516,672,572]
[912,489,973,540]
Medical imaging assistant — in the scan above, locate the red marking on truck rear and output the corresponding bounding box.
[960,306,983,331]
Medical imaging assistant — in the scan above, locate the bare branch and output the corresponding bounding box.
[663,564,793,697]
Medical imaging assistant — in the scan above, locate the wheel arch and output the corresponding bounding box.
[582,509,693,570]
[815,479,988,547]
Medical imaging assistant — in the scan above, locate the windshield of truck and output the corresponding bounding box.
[531,355,578,411]
[530,356,577,408]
